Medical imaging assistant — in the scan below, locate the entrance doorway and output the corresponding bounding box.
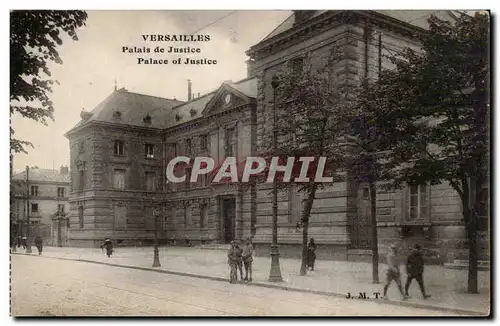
[221,197,236,244]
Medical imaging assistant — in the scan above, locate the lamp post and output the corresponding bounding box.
[152,206,161,267]
[25,166,32,254]
[269,75,283,282]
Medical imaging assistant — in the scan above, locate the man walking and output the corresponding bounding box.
[242,238,254,282]
[34,236,43,255]
[405,244,431,299]
[383,244,408,300]
[100,238,114,258]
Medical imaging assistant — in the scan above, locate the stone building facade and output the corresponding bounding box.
[65,10,489,262]
[11,166,71,246]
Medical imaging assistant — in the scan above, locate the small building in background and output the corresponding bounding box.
[11,166,71,246]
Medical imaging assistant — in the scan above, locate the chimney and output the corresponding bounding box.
[60,165,69,175]
[293,10,315,25]
[188,79,192,101]
[246,59,256,78]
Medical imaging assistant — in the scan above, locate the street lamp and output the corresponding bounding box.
[25,166,32,254]
[152,206,161,267]
[269,75,283,282]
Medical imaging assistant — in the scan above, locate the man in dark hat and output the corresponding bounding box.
[405,244,431,299]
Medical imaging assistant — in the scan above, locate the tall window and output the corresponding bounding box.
[201,173,209,187]
[58,204,65,214]
[184,205,190,227]
[199,203,208,228]
[78,206,84,228]
[408,184,428,220]
[225,128,235,157]
[113,169,126,190]
[146,172,156,192]
[145,144,155,158]
[186,139,192,155]
[79,170,85,190]
[291,57,304,75]
[57,187,65,197]
[174,142,179,156]
[31,203,38,213]
[30,185,39,196]
[114,140,124,156]
[200,134,208,151]
[185,167,192,189]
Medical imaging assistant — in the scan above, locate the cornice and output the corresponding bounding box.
[66,121,164,139]
[247,10,427,60]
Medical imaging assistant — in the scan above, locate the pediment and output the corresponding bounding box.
[202,84,252,116]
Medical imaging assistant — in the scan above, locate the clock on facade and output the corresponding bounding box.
[224,94,231,105]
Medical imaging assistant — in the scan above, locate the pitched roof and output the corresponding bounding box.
[68,77,257,133]
[68,88,184,133]
[228,78,258,98]
[169,77,257,127]
[257,10,458,46]
[260,11,328,42]
[376,10,458,29]
[169,92,215,127]
[12,168,70,183]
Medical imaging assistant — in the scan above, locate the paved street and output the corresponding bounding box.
[10,246,490,315]
[11,254,464,316]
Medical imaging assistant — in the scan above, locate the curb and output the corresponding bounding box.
[11,252,487,316]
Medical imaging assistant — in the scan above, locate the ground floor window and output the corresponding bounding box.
[78,206,84,228]
[407,183,429,220]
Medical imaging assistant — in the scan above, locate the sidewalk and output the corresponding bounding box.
[11,246,490,315]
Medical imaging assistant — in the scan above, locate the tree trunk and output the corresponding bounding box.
[300,183,318,276]
[369,180,380,284]
[462,177,478,293]
[466,217,478,293]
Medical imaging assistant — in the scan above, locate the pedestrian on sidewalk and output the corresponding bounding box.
[21,236,27,249]
[306,238,317,271]
[34,236,43,255]
[242,238,254,282]
[17,235,21,248]
[100,238,114,258]
[382,244,408,300]
[405,244,431,299]
[227,240,243,283]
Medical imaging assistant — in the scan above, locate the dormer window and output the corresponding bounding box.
[113,110,122,119]
[80,110,92,121]
[145,143,155,158]
[143,114,152,124]
[190,108,197,117]
[175,113,183,122]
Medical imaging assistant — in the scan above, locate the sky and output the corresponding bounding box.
[10,10,292,173]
